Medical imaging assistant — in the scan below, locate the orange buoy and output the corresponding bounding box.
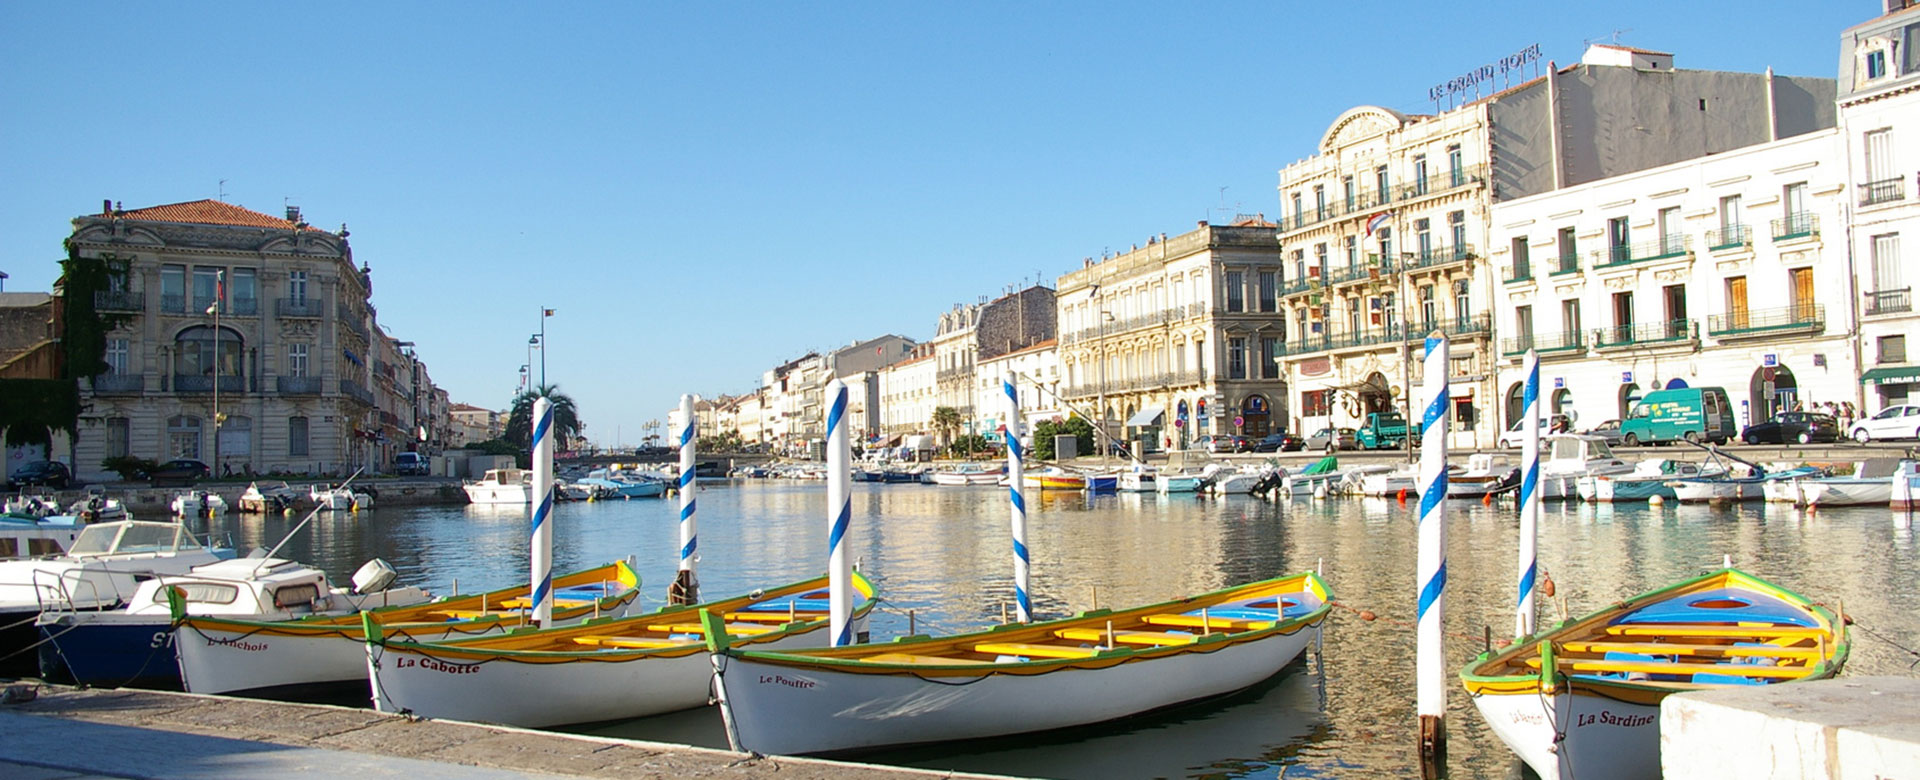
[1359,610,1378,621]
[1397,488,1408,503]
[1482,493,1493,506]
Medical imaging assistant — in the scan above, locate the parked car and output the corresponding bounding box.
[1498,414,1573,448]
[1741,412,1841,445]
[1305,427,1358,452]
[1252,432,1305,452]
[145,458,211,487]
[1192,434,1251,453]
[1583,419,1625,446]
[1849,404,1920,443]
[393,452,430,476]
[7,460,71,489]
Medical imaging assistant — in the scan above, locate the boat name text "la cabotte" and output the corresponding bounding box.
[759,674,816,690]
[396,656,480,675]
[1577,710,1655,729]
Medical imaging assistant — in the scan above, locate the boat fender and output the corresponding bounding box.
[993,655,1029,663]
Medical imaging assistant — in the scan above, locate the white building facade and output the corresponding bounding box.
[1840,3,1920,413]
[1489,127,1856,432]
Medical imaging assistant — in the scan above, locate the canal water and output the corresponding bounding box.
[199,480,1920,779]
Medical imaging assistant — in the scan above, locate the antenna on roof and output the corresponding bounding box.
[218,179,227,202]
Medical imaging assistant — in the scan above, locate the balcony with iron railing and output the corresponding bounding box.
[1279,164,1489,235]
[1859,177,1907,207]
[1549,252,1581,276]
[339,313,370,343]
[277,297,324,318]
[277,375,323,394]
[1706,224,1751,251]
[93,290,143,312]
[1280,276,1316,296]
[1865,288,1912,316]
[90,373,145,393]
[1404,244,1475,272]
[1594,319,1697,349]
[1501,329,1585,356]
[339,379,375,406]
[173,374,247,393]
[1595,235,1690,269]
[1708,304,1823,338]
[1771,212,1818,242]
[161,294,186,313]
[1504,261,1533,284]
[224,297,259,316]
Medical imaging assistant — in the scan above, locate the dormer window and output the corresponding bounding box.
[1867,49,1888,80]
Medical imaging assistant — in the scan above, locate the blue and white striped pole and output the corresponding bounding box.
[1416,332,1450,772]
[825,379,854,646]
[530,397,555,626]
[673,394,699,605]
[1005,375,1031,623]
[1516,350,1542,639]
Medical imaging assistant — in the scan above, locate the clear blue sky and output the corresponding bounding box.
[0,1,1871,447]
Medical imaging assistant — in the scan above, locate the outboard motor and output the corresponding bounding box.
[352,558,398,594]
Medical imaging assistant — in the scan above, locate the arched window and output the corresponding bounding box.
[173,326,244,391]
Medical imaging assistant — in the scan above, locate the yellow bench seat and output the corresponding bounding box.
[431,609,522,620]
[1053,628,1197,647]
[722,611,819,623]
[859,652,992,665]
[1600,624,1828,640]
[1557,640,1822,659]
[647,622,777,636]
[1524,656,1815,679]
[496,597,595,609]
[971,641,1101,659]
[1141,613,1272,631]
[569,635,689,649]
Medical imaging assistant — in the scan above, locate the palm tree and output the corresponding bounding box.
[506,383,583,451]
[930,406,962,448]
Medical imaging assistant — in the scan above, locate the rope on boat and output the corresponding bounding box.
[1325,600,1505,646]
[1822,604,1920,669]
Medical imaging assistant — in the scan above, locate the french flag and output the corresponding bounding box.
[1365,212,1393,237]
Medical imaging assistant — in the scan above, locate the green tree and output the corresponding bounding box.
[1030,416,1094,460]
[947,433,989,458]
[930,406,963,446]
[506,383,584,452]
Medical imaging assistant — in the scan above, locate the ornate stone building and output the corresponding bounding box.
[66,199,442,479]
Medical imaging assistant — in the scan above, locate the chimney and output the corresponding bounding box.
[1197,220,1209,228]
[285,205,302,224]
[102,199,112,215]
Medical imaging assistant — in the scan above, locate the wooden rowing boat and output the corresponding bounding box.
[706,571,1330,756]
[364,572,875,727]
[1461,568,1847,779]
[174,561,640,698]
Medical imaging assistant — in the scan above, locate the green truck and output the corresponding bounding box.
[1357,411,1419,449]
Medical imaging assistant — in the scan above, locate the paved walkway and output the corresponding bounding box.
[0,686,1009,780]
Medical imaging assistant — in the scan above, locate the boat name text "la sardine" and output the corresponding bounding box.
[396,656,481,675]
[1577,711,1655,729]
[759,674,816,690]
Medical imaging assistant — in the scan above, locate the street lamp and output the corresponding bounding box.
[527,335,541,391]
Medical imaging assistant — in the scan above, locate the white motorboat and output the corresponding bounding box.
[1765,458,1910,507]
[930,464,1001,486]
[3,493,61,518]
[1539,434,1633,500]
[1576,459,1722,503]
[311,483,374,511]
[0,513,87,560]
[0,520,233,677]
[37,555,430,689]
[169,490,229,517]
[64,494,129,522]
[237,481,301,513]
[463,468,532,505]
[1201,464,1268,494]
[1154,470,1203,493]
[1355,466,1419,497]
[1117,466,1157,492]
[1447,453,1516,499]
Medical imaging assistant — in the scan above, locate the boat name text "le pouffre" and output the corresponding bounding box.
[759,674,817,690]
[1578,710,1655,729]
[396,656,480,675]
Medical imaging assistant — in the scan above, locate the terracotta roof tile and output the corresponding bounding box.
[110,199,322,231]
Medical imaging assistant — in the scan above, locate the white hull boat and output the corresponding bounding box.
[1154,473,1203,493]
[169,491,229,517]
[1446,453,1514,499]
[311,484,373,511]
[708,572,1330,756]
[1539,434,1633,501]
[1356,467,1418,497]
[175,562,640,697]
[367,574,874,728]
[463,468,532,505]
[1764,459,1906,507]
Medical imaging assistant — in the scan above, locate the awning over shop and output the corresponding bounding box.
[1126,407,1165,427]
[1861,367,1920,386]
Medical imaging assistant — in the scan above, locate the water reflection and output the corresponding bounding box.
[199,481,1920,779]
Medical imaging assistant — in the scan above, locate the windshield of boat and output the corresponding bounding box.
[68,522,191,557]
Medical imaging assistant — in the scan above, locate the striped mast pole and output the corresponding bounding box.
[529,397,555,626]
[1005,374,1031,623]
[825,378,854,646]
[1516,349,1542,639]
[1416,330,1450,777]
[671,394,699,605]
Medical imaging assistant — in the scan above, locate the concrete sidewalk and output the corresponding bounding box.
[0,686,1010,780]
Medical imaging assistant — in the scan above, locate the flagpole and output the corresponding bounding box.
[211,270,223,473]
[539,307,549,388]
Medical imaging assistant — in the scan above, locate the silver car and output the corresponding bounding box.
[1849,404,1920,443]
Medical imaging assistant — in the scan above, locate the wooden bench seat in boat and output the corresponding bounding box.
[1523,656,1815,679]
[1141,613,1272,631]
[647,622,777,636]
[1557,640,1822,659]
[970,641,1101,659]
[569,635,688,649]
[859,652,992,665]
[430,609,523,620]
[1599,624,1827,640]
[496,597,595,609]
[722,611,819,623]
[1053,627,1197,646]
